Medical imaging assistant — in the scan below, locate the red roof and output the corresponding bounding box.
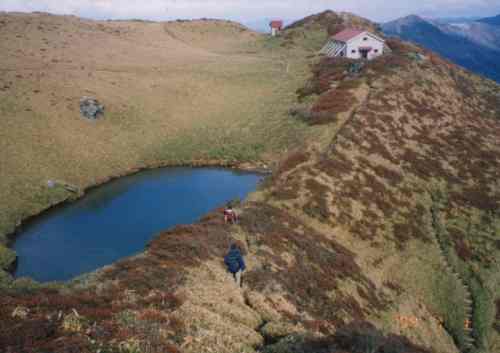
[332,28,365,42]
[270,20,283,29]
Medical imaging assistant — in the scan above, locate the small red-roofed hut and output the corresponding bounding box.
[321,28,385,60]
[270,20,283,36]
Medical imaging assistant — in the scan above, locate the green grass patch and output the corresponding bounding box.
[432,188,500,353]
[422,255,469,350]
[469,276,496,352]
[0,184,70,245]
[0,96,20,115]
[0,245,16,270]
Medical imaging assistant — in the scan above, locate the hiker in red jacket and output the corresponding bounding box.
[224,204,238,224]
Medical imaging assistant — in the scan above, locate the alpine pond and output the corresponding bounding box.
[12,168,263,282]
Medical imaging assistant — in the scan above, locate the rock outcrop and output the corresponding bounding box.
[79,96,104,120]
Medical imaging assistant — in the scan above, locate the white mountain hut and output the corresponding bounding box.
[320,28,385,60]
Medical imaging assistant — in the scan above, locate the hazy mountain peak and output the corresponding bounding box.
[382,14,434,34]
[400,14,427,23]
[382,13,500,82]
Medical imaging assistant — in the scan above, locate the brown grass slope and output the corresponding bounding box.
[259,37,500,353]
[0,12,318,248]
[1,10,500,353]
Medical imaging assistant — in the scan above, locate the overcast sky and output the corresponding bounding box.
[1,0,499,23]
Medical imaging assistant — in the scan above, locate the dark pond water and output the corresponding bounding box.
[13,168,263,282]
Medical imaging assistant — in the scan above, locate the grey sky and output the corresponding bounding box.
[1,0,499,23]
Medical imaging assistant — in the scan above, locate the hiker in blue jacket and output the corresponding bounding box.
[224,244,246,287]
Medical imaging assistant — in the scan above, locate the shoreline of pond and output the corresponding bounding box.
[1,160,271,286]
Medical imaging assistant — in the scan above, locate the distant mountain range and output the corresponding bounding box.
[478,14,500,26]
[433,17,481,24]
[439,20,500,51]
[382,14,500,82]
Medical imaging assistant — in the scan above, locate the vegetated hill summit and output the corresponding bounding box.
[285,10,379,33]
[383,14,500,82]
[1,10,500,353]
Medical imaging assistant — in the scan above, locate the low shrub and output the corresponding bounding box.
[263,321,432,353]
[384,281,404,296]
[292,101,353,126]
[311,88,356,115]
[0,210,233,352]
[241,203,387,327]
[334,321,432,353]
[277,151,310,175]
[453,236,473,261]
[308,110,341,125]
[302,179,331,222]
[297,57,355,99]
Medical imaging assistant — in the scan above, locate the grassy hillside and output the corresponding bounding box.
[0,13,321,249]
[1,10,499,353]
[275,39,500,353]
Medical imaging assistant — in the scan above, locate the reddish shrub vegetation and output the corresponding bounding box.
[38,336,93,353]
[270,183,301,201]
[310,87,356,125]
[273,26,500,347]
[138,292,183,311]
[384,281,404,296]
[386,38,422,55]
[392,222,413,248]
[371,164,403,185]
[357,131,399,165]
[0,287,126,352]
[241,203,388,327]
[392,205,429,249]
[0,210,233,353]
[138,309,170,324]
[449,187,499,213]
[297,57,354,99]
[270,321,431,353]
[277,150,310,175]
[302,179,331,223]
[305,110,339,125]
[303,320,334,335]
[105,211,234,292]
[364,48,414,82]
[334,321,432,353]
[312,90,457,247]
[0,317,58,352]
[452,235,473,262]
